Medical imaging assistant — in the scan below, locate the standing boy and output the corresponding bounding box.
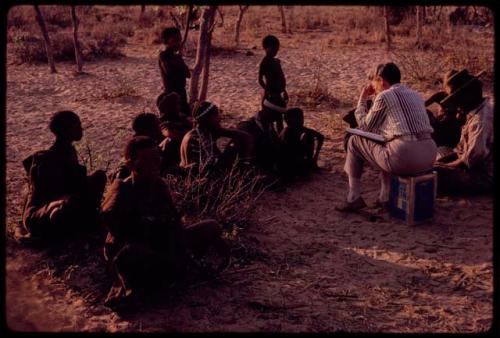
[159,27,191,116]
[258,35,288,133]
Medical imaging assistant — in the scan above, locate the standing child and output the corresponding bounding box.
[278,108,324,180]
[258,35,288,133]
[159,27,191,117]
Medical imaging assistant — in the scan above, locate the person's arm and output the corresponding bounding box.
[181,56,191,78]
[306,128,324,164]
[217,127,254,160]
[100,180,128,237]
[455,118,490,169]
[355,90,388,132]
[258,61,267,91]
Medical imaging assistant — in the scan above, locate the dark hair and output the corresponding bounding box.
[262,35,280,49]
[156,92,180,118]
[124,136,157,161]
[49,110,80,136]
[132,113,160,136]
[376,62,401,85]
[284,108,304,125]
[161,27,181,44]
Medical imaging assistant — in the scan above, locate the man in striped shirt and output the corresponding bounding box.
[336,63,437,212]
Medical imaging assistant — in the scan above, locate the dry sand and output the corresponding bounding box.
[5,30,493,332]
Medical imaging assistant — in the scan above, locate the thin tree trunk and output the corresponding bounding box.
[70,6,83,73]
[189,6,217,105]
[181,5,193,49]
[416,6,423,49]
[139,4,145,21]
[384,6,391,51]
[234,5,249,46]
[278,6,287,33]
[33,5,56,73]
[199,9,216,102]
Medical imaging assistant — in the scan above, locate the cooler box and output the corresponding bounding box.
[389,171,437,225]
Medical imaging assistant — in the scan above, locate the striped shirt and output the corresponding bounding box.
[355,83,433,139]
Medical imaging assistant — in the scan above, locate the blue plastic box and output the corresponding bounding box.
[389,171,437,225]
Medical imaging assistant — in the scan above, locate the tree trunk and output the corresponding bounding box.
[199,9,216,102]
[70,6,83,73]
[181,5,193,49]
[139,4,145,21]
[278,6,287,33]
[234,5,249,46]
[416,6,423,49]
[33,5,56,73]
[189,6,217,105]
[384,6,391,51]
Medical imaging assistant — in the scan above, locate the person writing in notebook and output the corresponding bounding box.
[336,63,436,212]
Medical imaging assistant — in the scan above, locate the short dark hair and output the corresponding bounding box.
[161,26,181,44]
[284,108,304,125]
[376,62,401,84]
[262,35,280,49]
[49,110,80,136]
[132,113,159,136]
[124,136,157,162]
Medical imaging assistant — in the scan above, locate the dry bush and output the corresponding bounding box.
[100,83,139,100]
[166,161,266,230]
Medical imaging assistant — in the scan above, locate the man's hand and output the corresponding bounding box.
[436,158,462,169]
[47,195,71,221]
[360,83,375,100]
[283,90,289,103]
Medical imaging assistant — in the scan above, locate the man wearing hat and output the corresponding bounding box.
[236,99,284,174]
[179,101,254,173]
[336,62,437,212]
[425,70,466,153]
[434,69,493,195]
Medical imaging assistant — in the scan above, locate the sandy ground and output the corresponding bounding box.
[5,30,493,332]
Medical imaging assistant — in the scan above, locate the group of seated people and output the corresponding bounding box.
[17,88,325,307]
[16,60,492,308]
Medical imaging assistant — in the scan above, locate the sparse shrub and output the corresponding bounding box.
[166,162,266,229]
[100,83,139,99]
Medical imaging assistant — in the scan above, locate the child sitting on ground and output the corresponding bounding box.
[101,136,228,308]
[278,107,324,180]
[156,92,192,174]
[180,101,254,174]
[20,110,106,243]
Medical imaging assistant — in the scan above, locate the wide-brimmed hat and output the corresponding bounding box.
[440,69,485,110]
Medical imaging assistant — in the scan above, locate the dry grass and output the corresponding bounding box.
[166,160,266,230]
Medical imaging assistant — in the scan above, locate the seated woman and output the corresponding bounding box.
[101,136,228,308]
[433,69,493,196]
[278,108,324,181]
[180,101,254,174]
[20,110,106,242]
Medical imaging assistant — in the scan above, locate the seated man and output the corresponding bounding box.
[180,101,254,174]
[156,92,192,175]
[236,102,283,175]
[112,112,165,180]
[278,107,324,181]
[433,69,493,195]
[101,136,228,307]
[336,63,437,212]
[424,69,466,151]
[20,110,106,241]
